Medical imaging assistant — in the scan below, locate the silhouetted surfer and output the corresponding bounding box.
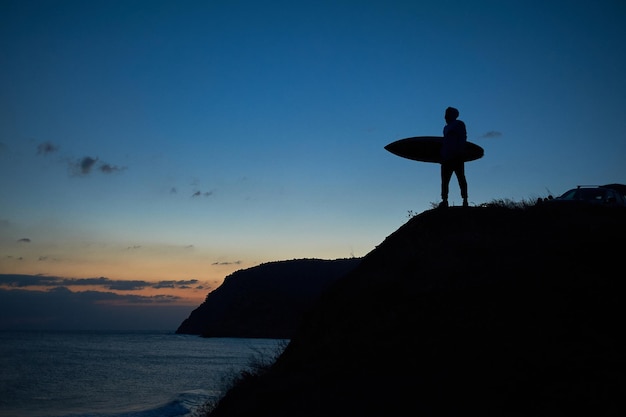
[439,107,468,208]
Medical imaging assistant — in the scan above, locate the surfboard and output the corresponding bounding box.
[384,136,484,163]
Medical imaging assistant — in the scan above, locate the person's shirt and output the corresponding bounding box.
[441,119,467,162]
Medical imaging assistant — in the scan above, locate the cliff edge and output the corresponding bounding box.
[176,258,361,338]
[206,204,626,416]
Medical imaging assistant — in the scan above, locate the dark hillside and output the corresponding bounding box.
[176,258,361,338]
[206,205,626,416]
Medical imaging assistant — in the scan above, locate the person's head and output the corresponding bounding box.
[445,107,459,123]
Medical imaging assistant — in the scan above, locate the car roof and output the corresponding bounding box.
[602,183,626,195]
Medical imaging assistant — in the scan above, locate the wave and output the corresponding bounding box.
[52,389,218,417]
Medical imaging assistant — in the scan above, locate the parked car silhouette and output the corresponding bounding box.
[549,185,626,207]
[602,183,626,199]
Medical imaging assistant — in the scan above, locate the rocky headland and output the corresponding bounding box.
[176,258,360,338]
[203,204,626,416]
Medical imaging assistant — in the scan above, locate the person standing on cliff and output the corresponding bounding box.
[439,106,468,208]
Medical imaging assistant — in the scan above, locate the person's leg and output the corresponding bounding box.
[440,163,453,207]
[454,161,468,206]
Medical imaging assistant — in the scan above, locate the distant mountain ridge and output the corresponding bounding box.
[175,258,361,338]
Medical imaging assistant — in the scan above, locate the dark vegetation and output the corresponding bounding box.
[176,258,361,338]
[203,203,626,416]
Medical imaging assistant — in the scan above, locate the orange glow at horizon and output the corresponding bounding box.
[0,282,212,305]
[0,256,256,306]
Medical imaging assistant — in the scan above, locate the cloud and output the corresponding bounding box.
[37,141,60,155]
[74,156,98,175]
[153,279,199,289]
[478,131,502,139]
[0,274,60,287]
[60,277,113,287]
[192,190,214,198]
[0,287,192,331]
[69,156,127,176]
[101,292,183,307]
[107,280,148,291]
[99,163,126,174]
[153,281,175,289]
[212,261,242,266]
[0,274,205,292]
[17,238,31,243]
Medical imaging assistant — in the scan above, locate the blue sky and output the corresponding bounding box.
[1,0,625,329]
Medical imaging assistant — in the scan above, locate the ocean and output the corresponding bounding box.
[0,331,288,417]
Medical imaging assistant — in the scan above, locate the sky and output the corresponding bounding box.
[1,0,625,330]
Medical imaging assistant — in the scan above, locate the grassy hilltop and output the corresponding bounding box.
[205,204,626,417]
